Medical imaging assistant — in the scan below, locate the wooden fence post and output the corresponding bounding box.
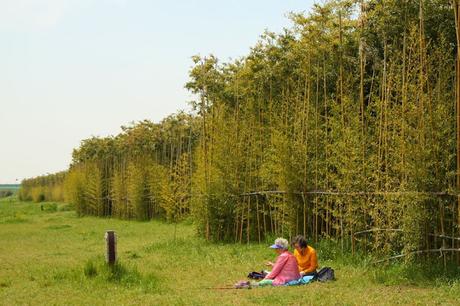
[105,230,116,266]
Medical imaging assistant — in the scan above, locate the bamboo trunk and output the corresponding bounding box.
[454,0,460,251]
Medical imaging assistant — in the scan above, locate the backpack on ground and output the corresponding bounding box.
[314,267,335,282]
[247,270,267,280]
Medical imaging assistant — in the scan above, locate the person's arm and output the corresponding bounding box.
[302,250,318,274]
[265,261,275,268]
[265,254,288,279]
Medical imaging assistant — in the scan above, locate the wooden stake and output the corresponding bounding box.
[105,230,117,266]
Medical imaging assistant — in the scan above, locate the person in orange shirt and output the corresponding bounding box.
[291,235,318,276]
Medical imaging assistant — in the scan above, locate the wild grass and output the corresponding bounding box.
[0,197,459,305]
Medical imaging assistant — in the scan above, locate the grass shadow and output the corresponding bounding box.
[46,224,72,230]
[371,259,460,286]
[82,256,161,292]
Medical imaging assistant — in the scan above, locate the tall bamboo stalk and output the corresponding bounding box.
[453,0,460,263]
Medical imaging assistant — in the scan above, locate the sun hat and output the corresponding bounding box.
[269,237,289,250]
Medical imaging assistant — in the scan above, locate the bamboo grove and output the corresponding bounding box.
[20,114,198,222]
[20,0,460,259]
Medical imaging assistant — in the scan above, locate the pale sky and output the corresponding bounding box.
[0,0,315,184]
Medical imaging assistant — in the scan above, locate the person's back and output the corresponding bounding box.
[259,238,301,286]
[265,251,300,285]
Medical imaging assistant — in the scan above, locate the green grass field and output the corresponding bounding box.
[1,197,459,305]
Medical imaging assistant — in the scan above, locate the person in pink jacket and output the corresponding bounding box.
[258,237,301,286]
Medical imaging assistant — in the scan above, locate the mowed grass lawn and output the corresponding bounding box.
[1,197,459,305]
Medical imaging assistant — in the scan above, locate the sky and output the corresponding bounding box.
[0,0,316,184]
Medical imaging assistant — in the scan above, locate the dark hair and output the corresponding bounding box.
[291,235,308,249]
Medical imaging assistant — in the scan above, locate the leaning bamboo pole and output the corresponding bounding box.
[240,190,457,197]
[372,248,460,264]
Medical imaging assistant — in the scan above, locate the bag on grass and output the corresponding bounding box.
[247,270,267,280]
[314,267,335,282]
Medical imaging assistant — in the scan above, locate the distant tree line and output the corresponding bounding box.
[20,172,65,202]
[0,190,13,198]
[20,0,460,259]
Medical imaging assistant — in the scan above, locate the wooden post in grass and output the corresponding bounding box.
[105,230,116,266]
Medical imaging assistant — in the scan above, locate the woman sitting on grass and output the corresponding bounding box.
[291,235,318,276]
[258,238,300,286]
